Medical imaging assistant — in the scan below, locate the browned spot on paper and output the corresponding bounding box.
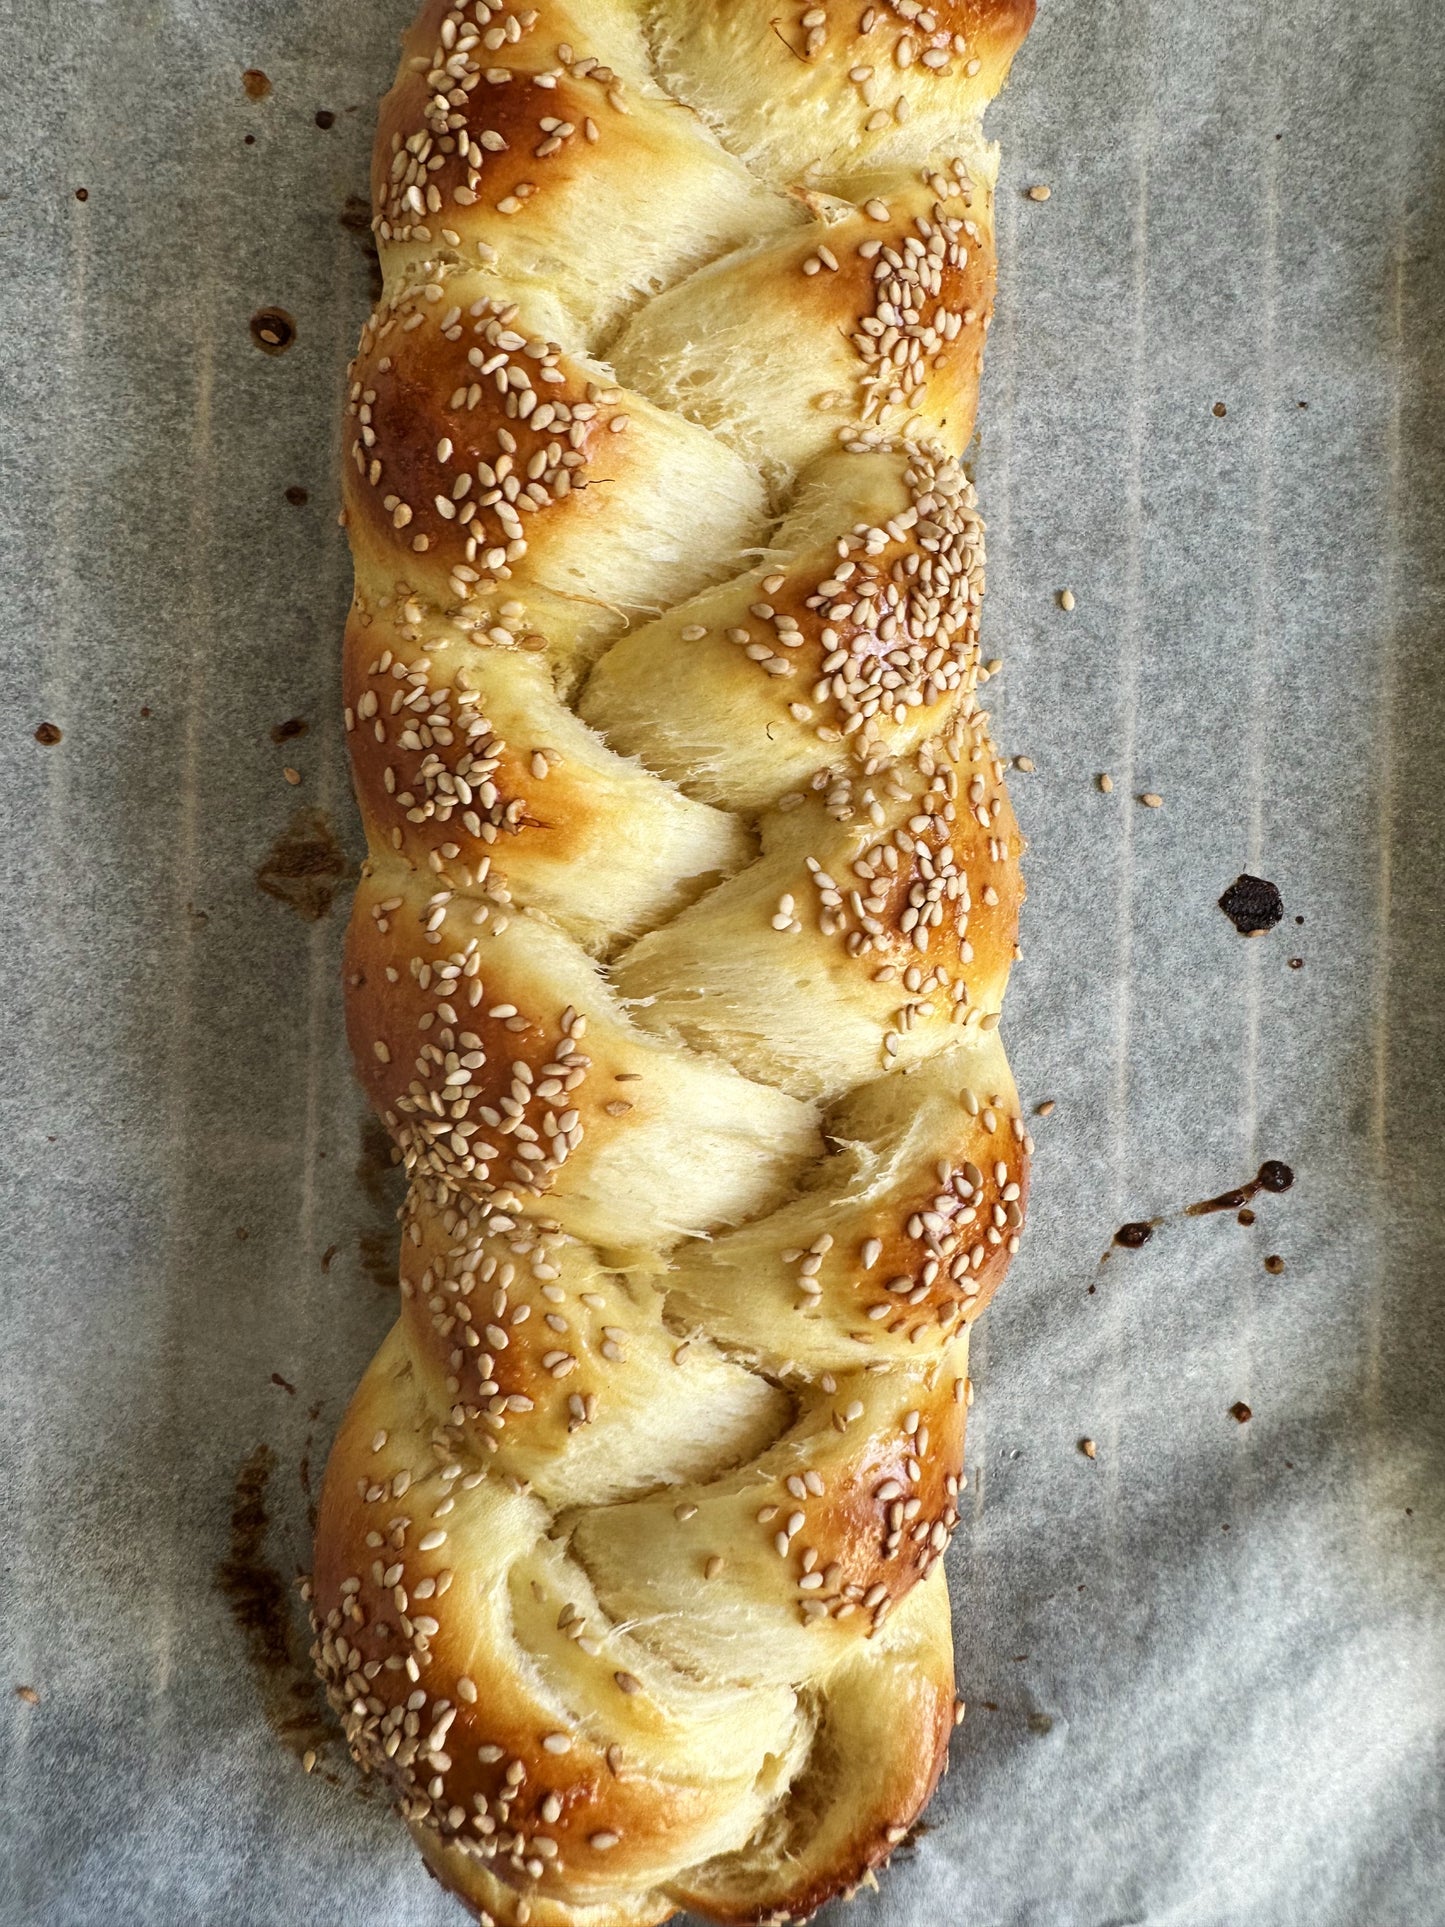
[340,194,383,303]
[251,307,297,355]
[215,1445,330,1760]
[271,716,309,743]
[357,1113,402,1290]
[255,807,350,921]
[1186,1161,1294,1217]
[298,1399,323,1534]
[242,69,272,100]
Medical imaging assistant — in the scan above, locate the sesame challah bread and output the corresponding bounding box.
[309,2,1036,1921]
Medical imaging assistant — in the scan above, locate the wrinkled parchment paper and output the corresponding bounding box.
[1,1,1441,1921]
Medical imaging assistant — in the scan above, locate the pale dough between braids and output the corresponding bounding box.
[309,2,1037,1921]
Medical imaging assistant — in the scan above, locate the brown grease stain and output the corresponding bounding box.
[255,807,351,921]
[1102,1162,1295,1268]
[340,194,383,303]
[356,1113,403,1289]
[1186,1161,1294,1217]
[297,1399,324,1535]
[215,1445,331,1760]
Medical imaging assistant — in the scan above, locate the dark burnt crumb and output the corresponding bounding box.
[1212,402,1227,417]
[315,110,336,129]
[244,135,256,146]
[74,187,88,202]
[251,308,297,355]
[1257,1160,1293,1192]
[271,1373,296,1394]
[1288,957,1304,969]
[1295,914,1305,924]
[1114,1220,1154,1249]
[271,717,309,743]
[139,706,152,718]
[243,69,272,100]
[285,485,309,506]
[1264,1255,1285,1275]
[1219,873,1283,935]
[1229,1401,1253,1424]
[1238,1208,1256,1225]
[33,722,62,745]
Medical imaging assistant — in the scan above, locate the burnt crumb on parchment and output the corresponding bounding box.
[242,68,272,100]
[1103,1163,1294,1267]
[214,1444,332,1762]
[1113,1220,1156,1249]
[255,808,351,921]
[34,722,62,745]
[270,716,309,743]
[251,307,297,355]
[1219,873,1284,935]
[1186,1161,1294,1216]
[340,194,384,304]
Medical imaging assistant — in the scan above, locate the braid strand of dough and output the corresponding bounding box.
[311,2,1036,1921]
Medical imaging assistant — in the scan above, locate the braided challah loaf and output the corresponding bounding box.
[310,2,1036,1920]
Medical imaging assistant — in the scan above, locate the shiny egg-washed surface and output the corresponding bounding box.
[310,3,1036,1921]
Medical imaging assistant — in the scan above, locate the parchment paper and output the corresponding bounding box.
[1,2,1441,1922]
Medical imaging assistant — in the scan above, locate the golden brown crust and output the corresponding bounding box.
[313,0,1035,1920]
